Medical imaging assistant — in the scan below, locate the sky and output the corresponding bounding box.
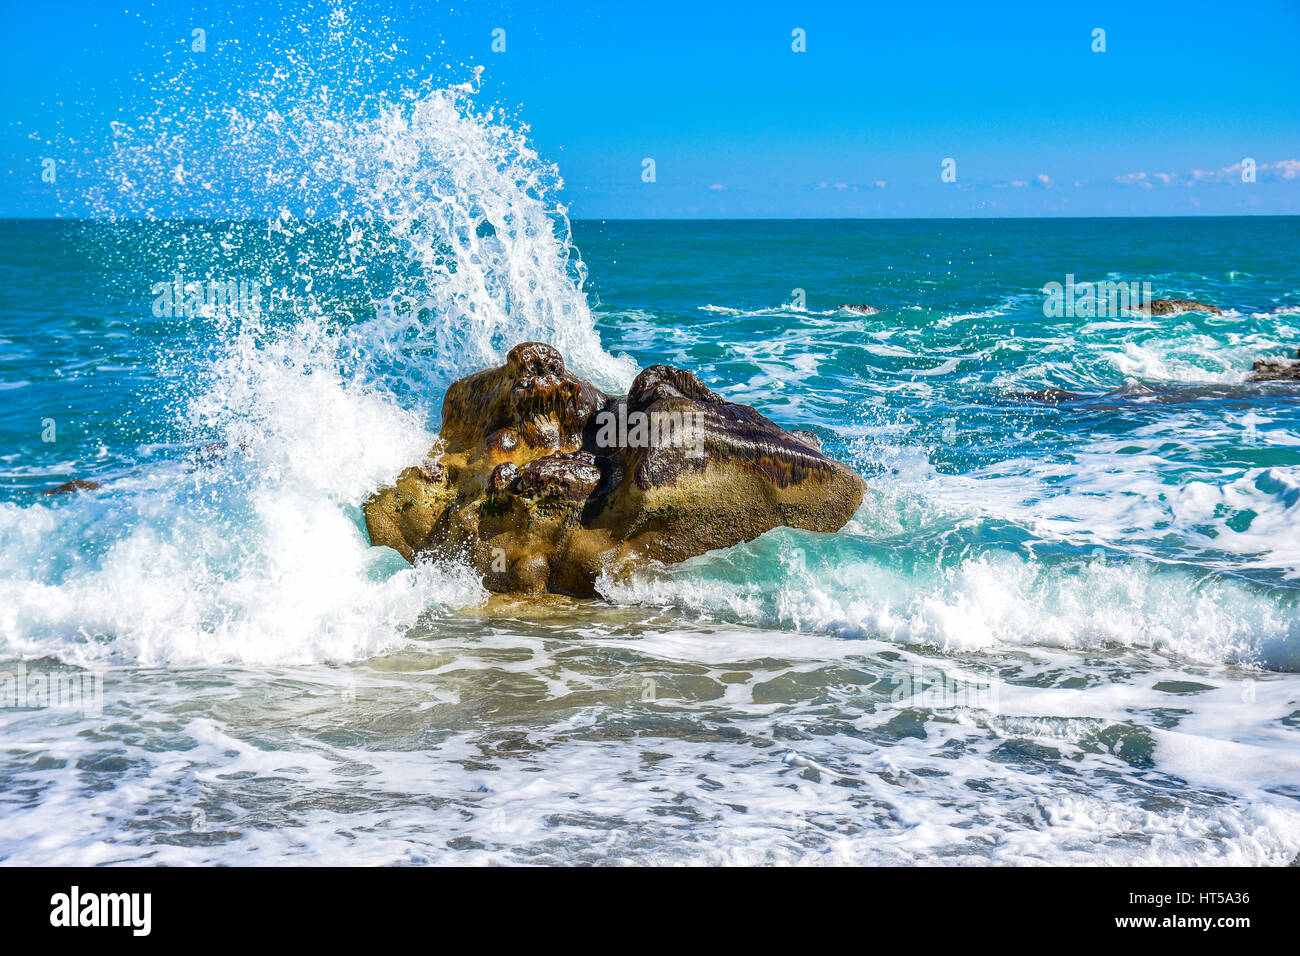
[2,0,1298,218]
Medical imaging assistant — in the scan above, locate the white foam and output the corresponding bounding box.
[2,66,662,665]
[599,542,1297,670]
[348,85,636,392]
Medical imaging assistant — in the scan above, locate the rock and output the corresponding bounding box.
[839,303,880,315]
[1136,298,1222,316]
[42,478,101,496]
[364,343,866,597]
[1248,349,1300,383]
[1008,388,1081,404]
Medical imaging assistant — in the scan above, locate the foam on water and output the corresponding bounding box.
[3,622,1297,865]
[597,524,1299,672]
[0,308,490,666]
[2,28,638,665]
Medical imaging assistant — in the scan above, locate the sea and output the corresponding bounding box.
[0,79,1297,865]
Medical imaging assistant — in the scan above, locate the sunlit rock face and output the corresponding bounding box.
[363,343,866,597]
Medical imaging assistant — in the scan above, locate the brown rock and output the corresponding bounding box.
[1248,349,1300,383]
[42,478,102,496]
[1136,298,1223,316]
[363,343,866,597]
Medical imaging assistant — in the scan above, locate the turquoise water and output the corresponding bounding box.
[1,212,1298,865]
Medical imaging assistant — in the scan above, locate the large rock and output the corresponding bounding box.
[364,343,866,596]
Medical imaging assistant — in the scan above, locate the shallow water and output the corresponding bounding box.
[2,602,1297,865]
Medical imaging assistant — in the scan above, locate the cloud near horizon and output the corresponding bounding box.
[1115,159,1300,188]
[813,181,888,192]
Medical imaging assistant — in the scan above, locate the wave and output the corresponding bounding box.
[597,525,1299,671]
[697,303,837,317]
[0,311,489,666]
[346,80,635,392]
[596,428,1300,671]
[2,36,635,664]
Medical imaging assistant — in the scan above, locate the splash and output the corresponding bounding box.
[348,80,635,391]
[0,11,634,666]
[85,5,634,393]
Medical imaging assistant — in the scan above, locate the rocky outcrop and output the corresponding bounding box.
[1136,298,1222,316]
[839,303,880,315]
[1248,349,1300,383]
[363,343,866,597]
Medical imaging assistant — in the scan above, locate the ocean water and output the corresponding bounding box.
[2,79,1299,864]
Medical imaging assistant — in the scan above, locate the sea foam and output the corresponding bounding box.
[2,60,638,665]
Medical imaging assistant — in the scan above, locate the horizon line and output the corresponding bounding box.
[0,212,1297,223]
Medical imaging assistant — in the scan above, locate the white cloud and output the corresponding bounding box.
[1115,158,1299,187]
[1271,158,1300,180]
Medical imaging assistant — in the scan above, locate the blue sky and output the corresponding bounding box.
[2,0,1298,218]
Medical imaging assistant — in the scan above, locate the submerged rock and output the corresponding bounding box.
[1248,349,1300,383]
[1008,388,1082,405]
[1136,297,1222,316]
[42,478,101,496]
[839,303,880,315]
[364,343,865,597]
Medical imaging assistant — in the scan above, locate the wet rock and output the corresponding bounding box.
[1009,388,1083,404]
[364,342,866,597]
[42,478,102,496]
[1136,298,1222,316]
[1248,349,1300,382]
[488,462,520,496]
[518,452,603,501]
[839,303,880,315]
[789,429,823,451]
